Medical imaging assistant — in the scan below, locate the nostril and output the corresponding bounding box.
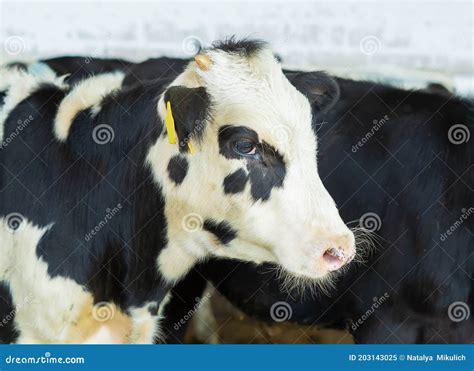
[327,247,345,260]
[322,247,346,271]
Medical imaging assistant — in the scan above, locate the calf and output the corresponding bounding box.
[0,39,355,343]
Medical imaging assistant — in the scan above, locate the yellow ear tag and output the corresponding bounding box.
[165,101,177,145]
[187,140,195,155]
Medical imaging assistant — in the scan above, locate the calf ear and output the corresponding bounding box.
[164,86,211,152]
[286,71,340,114]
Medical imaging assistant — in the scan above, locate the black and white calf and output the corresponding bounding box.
[0,39,355,343]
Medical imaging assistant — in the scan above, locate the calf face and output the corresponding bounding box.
[152,40,355,282]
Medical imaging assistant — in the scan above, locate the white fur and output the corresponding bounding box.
[54,72,124,141]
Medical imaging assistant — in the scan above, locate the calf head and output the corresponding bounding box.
[150,39,355,283]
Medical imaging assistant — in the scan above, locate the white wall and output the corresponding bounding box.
[0,0,472,91]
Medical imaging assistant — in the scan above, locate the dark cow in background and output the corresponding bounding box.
[0,39,356,343]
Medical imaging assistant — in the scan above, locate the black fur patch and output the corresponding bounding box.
[223,168,248,194]
[167,155,189,185]
[248,141,286,201]
[164,86,210,153]
[211,37,267,57]
[44,56,132,85]
[218,126,286,201]
[203,219,237,245]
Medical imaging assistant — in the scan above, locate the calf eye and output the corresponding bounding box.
[233,140,258,157]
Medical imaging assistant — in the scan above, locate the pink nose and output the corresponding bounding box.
[321,234,356,272]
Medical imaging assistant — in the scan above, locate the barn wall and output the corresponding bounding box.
[0,1,472,92]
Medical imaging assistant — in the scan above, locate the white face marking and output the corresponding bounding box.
[0,219,161,344]
[54,72,124,141]
[151,45,355,282]
[0,67,67,141]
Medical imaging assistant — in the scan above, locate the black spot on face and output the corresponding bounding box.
[218,126,286,201]
[223,168,248,194]
[203,219,237,245]
[247,141,286,201]
[167,155,189,185]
